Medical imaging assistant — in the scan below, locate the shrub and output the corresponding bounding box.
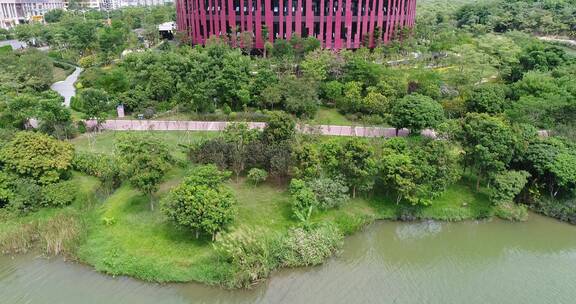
[247,168,268,185]
[161,166,236,239]
[278,223,343,267]
[307,177,349,209]
[531,197,576,224]
[0,132,74,184]
[7,179,43,214]
[288,179,318,221]
[72,151,120,191]
[214,230,278,288]
[494,202,528,221]
[41,181,77,207]
[191,138,232,169]
[70,96,84,112]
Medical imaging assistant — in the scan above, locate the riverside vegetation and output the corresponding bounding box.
[0,0,575,289]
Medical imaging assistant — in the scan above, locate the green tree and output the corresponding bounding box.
[161,165,236,240]
[262,111,295,144]
[490,170,530,205]
[338,138,377,198]
[116,133,173,210]
[76,88,113,125]
[223,123,260,181]
[457,113,517,190]
[0,132,74,184]
[390,93,444,135]
[466,83,509,114]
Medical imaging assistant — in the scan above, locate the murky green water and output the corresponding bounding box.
[2,214,575,304]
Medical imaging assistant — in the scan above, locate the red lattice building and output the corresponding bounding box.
[176,0,416,49]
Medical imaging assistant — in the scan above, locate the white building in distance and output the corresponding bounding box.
[1,0,64,29]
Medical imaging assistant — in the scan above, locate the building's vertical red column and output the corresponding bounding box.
[376,0,384,43]
[279,0,284,39]
[207,0,214,36]
[239,0,245,32]
[398,0,405,38]
[187,0,194,43]
[214,0,221,35]
[306,0,313,36]
[199,0,208,42]
[326,0,333,48]
[354,0,362,47]
[385,0,395,42]
[246,0,252,33]
[295,0,302,36]
[344,0,352,48]
[319,0,325,46]
[227,0,235,31]
[255,0,262,47]
[333,0,342,49]
[286,0,293,39]
[361,0,370,46]
[410,0,416,26]
[368,0,377,47]
[265,0,273,42]
[192,0,199,43]
[219,0,226,35]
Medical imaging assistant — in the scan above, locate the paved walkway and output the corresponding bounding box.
[84,119,436,138]
[51,67,83,106]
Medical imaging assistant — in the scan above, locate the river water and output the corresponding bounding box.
[1,214,575,304]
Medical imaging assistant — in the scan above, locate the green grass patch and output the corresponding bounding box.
[310,107,356,126]
[52,66,73,82]
[63,131,494,286]
[0,173,100,255]
[71,131,217,161]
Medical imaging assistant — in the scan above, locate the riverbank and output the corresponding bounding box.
[1,130,493,288]
[2,213,576,304]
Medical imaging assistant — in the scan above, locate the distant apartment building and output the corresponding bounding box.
[101,0,173,11]
[0,0,65,29]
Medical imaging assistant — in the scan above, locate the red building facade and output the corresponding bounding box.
[176,0,416,49]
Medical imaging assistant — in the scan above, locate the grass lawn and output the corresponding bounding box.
[52,66,74,82]
[8,130,489,285]
[310,107,356,126]
[70,130,217,160]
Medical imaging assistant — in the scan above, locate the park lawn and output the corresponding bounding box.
[310,107,356,126]
[71,130,217,160]
[68,131,494,284]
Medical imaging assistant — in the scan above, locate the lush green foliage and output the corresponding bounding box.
[116,133,173,209]
[247,168,268,185]
[161,165,236,239]
[0,132,74,184]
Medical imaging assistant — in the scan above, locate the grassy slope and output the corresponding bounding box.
[52,66,74,83]
[0,130,489,284]
[0,173,100,254]
[310,107,356,126]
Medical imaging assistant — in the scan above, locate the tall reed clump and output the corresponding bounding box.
[38,210,85,256]
[0,222,38,254]
[0,210,85,257]
[214,223,344,288]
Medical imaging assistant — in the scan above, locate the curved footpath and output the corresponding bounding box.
[50,67,83,106]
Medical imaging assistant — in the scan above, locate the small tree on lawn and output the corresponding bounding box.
[390,93,444,135]
[338,138,378,198]
[161,165,236,240]
[116,133,173,210]
[247,168,268,185]
[223,123,260,182]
